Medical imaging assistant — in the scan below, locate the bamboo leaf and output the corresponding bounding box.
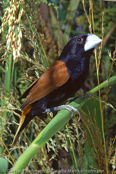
[0,157,8,174]
[82,97,102,169]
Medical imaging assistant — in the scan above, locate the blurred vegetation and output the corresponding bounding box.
[0,0,116,173]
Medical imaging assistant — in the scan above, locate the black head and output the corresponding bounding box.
[59,34,102,62]
[59,34,102,80]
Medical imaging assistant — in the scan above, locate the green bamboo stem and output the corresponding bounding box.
[0,54,13,156]
[2,54,13,119]
[5,54,13,95]
[87,75,116,94]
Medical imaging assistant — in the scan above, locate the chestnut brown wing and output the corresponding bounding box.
[21,60,70,110]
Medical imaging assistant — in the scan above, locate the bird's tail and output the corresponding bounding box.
[12,105,32,146]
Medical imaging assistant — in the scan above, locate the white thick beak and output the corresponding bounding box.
[84,34,102,51]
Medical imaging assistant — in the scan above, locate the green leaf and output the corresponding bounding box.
[0,157,8,174]
[82,97,102,169]
[82,97,103,137]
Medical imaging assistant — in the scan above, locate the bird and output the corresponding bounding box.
[12,33,102,145]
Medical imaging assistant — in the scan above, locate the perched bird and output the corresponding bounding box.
[12,33,102,145]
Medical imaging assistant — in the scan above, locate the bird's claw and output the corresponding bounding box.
[48,104,81,120]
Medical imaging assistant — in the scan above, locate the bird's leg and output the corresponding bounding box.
[53,105,80,116]
[44,105,81,119]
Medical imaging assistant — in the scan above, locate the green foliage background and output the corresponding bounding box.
[0,0,116,173]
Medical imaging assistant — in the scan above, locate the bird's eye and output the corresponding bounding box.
[77,37,83,43]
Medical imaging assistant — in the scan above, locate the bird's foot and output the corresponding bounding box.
[44,105,80,120]
[54,105,80,116]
